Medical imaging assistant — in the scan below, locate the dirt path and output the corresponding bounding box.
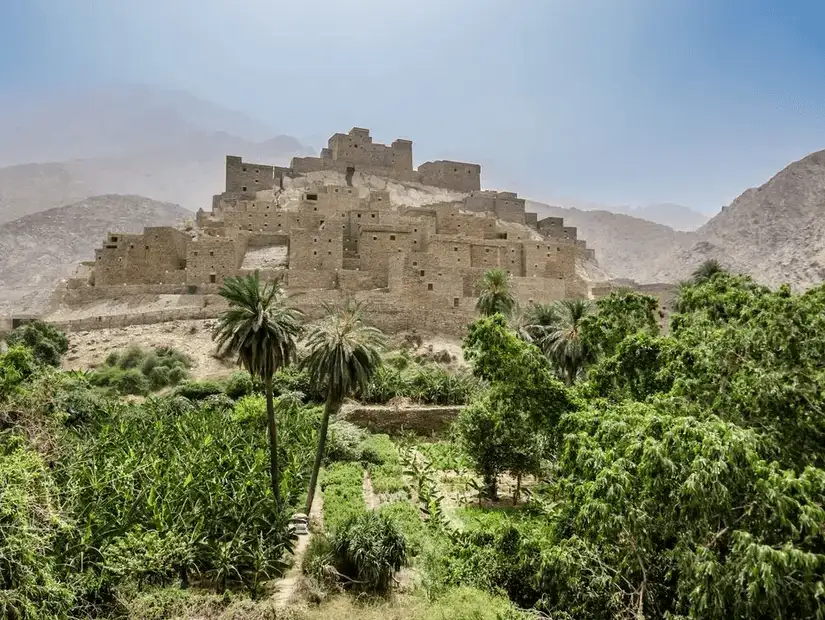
[363,470,379,510]
[273,490,324,608]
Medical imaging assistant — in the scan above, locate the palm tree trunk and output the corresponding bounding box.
[265,376,281,510]
[304,388,341,515]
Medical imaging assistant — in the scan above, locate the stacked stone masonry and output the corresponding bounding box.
[74,127,597,335]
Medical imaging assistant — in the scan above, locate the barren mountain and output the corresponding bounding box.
[0,195,190,314]
[652,150,825,289]
[0,85,313,225]
[526,200,689,282]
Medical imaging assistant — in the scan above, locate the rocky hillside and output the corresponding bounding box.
[526,200,689,282]
[653,150,825,289]
[0,195,190,313]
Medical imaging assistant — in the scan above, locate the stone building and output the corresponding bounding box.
[72,128,598,334]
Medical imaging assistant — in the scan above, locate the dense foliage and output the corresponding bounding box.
[439,272,825,618]
[89,344,191,395]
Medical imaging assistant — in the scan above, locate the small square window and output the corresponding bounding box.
[420,270,425,276]
[412,261,418,266]
[313,251,317,255]
[242,167,247,172]
[453,298,459,307]
[242,186,247,192]
[427,283,433,291]
[209,251,214,256]
[210,274,216,283]
[390,235,396,241]
[370,213,376,218]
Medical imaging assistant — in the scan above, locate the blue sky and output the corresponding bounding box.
[2,0,825,212]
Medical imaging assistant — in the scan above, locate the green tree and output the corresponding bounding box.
[213,271,302,508]
[475,268,517,317]
[580,289,660,358]
[537,299,594,385]
[302,299,385,514]
[461,315,570,498]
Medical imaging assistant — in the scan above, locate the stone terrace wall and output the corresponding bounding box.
[343,404,464,435]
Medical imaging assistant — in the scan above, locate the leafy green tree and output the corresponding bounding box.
[302,299,385,514]
[461,315,570,498]
[537,299,594,385]
[213,271,302,508]
[475,268,517,317]
[6,320,69,367]
[580,289,659,358]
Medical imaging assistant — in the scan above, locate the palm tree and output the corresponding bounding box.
[538,299,594,385]
[213,271,302,509]
[516,302,560,343]
[302,299,385,515]
[476,268,517,317]
[692,259,725,283]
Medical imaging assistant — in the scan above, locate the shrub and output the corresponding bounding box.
[224,371,257,400]
[361,434,406,495]
[320,462,366,533]
[424,586,529,620]
[92,345,191,395]
[6,320,69,367]
[325,420,366,463]
[378,501,425,556]
[0,437,74,619]
[0,344,38,398]
[332,512,407,594]
[173,380,225,401]
[113,368,150,396]
[301,532,338,592]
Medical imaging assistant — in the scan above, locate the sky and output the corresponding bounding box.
[2,0,825,213]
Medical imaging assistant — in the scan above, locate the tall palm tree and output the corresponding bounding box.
[476,268,517,317]
[302,299,385,515]
[213,271,303,509]
[538,299,594,385]
[692,259,725,283]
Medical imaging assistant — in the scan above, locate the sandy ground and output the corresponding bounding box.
[61,318,466,379]
[61,318,238,380]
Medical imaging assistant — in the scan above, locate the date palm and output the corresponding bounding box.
[692,259,725,283]
[476,268,517,317]
[538,299,594,385]
[516,302,561,344]
[213,271,302,509]
[302,299,385,515]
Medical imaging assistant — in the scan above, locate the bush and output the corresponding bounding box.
[6,321,69,367]
[224,371,258,400]
[361,434,406,495]
[320,462,366,533]
[362,361,481,406]
[0,344,38,398]
[332,512,407,594]
[113,368,150,396]
[378,501,425,556]
[0,437,74,619]
[424,586,529,620]
[173,380,225,401]
[301,532,338,592]
[91,345,191,395]
[325,420,367,464]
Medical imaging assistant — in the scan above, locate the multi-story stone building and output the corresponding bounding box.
[73,128,597,334]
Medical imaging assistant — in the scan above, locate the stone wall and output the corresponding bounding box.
[343,404,464,435]
[225,156,287,194]
[418,160,481,192]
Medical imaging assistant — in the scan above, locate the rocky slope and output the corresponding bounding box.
[653,150,825,289]
[526,200,689,282]
[0,195,190,313]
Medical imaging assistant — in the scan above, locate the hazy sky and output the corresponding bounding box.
[2,0,825,212]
